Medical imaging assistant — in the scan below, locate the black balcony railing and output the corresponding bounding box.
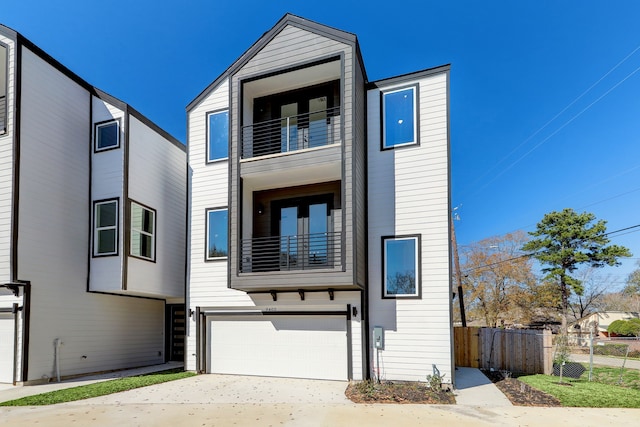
[240,231,342,273]
[241,106,341,159]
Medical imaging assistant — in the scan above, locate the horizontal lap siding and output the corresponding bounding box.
[0,34,15,283]
[187,79,247,371]
[127,116,186,298]
[89,96,125,293]
[367,71,452,382]
[19,48,163,381]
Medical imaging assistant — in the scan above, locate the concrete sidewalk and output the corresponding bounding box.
[454,367,513,406]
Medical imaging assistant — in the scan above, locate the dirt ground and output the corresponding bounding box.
[482,370,562,406]
[345,381,455,404]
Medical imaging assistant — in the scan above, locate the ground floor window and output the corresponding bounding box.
[382,234,421,298]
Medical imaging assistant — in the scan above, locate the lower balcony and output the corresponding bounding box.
[240,231,342,273]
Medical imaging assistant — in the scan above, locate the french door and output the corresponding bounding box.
[275,195,332,269]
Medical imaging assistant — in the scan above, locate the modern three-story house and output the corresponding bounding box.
[0,25,186,385]
[186,14,453,384]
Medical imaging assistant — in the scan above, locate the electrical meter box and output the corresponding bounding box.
[373,326,384,349]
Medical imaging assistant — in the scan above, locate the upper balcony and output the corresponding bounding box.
[241,106,341,159]
[239,77,343,189]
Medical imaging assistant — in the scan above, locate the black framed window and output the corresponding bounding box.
[207,110,229,162]
[206,208,228,260]
[382,235,421,298]
[0,43,8,134]
[382,85,418,150]
[94,119,120,152]
[130,201,156,261]
[94,199,119,256]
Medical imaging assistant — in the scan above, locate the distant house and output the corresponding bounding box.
[0,25,186,385]
[185,14,453,384]
[570,311,640,338]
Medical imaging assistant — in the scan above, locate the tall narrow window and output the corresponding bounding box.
[207,110,228,162]
[0,43,7,134]
[382,86,418,149]
[94,199,118,256]
[94,120,120,152]
[382,235,421,298]
[206,208,228,260]
[130,201,156,261]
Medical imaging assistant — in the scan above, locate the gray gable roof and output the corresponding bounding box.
[186,13,366,111]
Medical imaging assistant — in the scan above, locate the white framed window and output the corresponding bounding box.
[207,110,229,162]
[130,201,156,261]
[382,235,421,298]
[381,85,418,150]
[206,208,228,260]
[94,199,118,256]
[94,119,120,152]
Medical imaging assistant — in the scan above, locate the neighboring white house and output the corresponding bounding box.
[570,311,640,338]
[0,25,186,385]
[185,14,453,384]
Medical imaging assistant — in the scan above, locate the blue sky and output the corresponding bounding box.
[3,1,640,288]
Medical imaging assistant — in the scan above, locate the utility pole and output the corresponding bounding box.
[451,210,466,327]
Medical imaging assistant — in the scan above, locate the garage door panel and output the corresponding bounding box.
[0,314,15,383]
[208,315,347,381]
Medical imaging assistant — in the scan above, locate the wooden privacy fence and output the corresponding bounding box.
[454,327,553,375]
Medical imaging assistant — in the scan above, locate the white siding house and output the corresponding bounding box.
[186,14,452,385]
[0,25,186,385]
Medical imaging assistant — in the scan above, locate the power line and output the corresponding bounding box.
[460,186,640,250]
[473,63,640,195]
[463,43,640,198]
[461,224,640,275]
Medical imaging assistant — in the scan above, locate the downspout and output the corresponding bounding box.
[54,338,63,382]
[12,303,18,385]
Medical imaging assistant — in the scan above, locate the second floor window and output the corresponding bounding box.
[130,201,156,261]
[207,110,228,162]
[206,208,228,260]
[94,199,118,256]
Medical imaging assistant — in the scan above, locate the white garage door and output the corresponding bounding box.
[208,314,348,381]
[0,314,15,383]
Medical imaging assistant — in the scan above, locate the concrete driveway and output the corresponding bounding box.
[2,371,640,426]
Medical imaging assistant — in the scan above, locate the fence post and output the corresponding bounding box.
[589,327,593,381]
[543,330,553,375]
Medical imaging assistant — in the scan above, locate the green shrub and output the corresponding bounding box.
[607,319,640,337]
[594,343,628,357]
